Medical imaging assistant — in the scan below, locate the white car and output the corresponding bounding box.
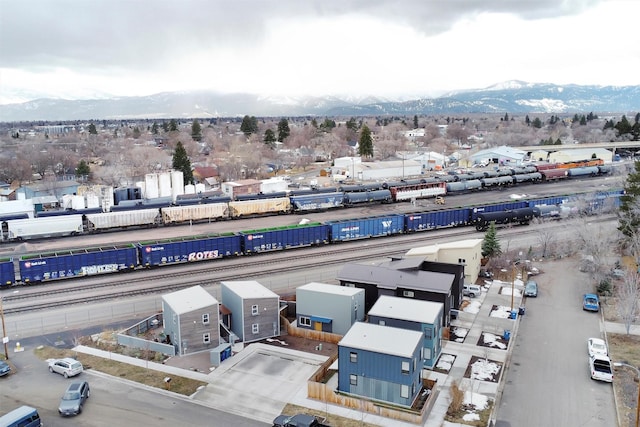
[587,338,608,358]
[589,354,613,382]
[48,358,83,378]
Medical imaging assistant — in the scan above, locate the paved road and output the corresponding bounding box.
[496,259,616,426]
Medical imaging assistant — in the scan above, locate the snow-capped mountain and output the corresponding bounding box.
[0,83,638,122]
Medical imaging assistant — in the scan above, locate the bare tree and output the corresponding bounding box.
[615,270,640,334]
[535,226,556,258]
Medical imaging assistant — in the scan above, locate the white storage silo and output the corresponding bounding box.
[71,195,85,210]
[145,173,160,199]
[171,170,185,201]
[61,194,74,209]
[195,183,206,194]
[184,184,196,194]
[158,172,172,198]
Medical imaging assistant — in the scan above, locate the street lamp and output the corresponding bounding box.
[614,361,640,427]
[0,297,8,360]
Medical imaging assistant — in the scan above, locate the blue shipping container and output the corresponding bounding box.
[19,245,138,283]
[0,259,14,286]
[328,215,404,241]
[404,208,471,232]
[138,233,242,266]
[240,223,330,253]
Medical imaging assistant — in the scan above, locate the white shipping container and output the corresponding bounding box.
[260,178,288,194]
[85,210,159,230]
[184,184,196,194]
[71,195,85,210]
[7,215,84,240]
[158,172,172,198]
[61,194,74,209]
[145,173,159,199]
[195,183,206,194]
[228,198,290,217]
[85,192,100,209]
[161,204,228,223]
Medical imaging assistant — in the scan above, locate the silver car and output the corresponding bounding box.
[49,358,83,378]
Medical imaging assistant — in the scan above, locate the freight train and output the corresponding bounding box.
[0,189,623,286]
[0,160,615,242]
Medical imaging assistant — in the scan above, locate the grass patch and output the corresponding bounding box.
[608,334,640,427]
[33,346,206,396]
[280,403,382,427]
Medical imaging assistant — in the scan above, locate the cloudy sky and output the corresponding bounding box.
[1,0,639,105]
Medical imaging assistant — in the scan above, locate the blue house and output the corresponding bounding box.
[367,295,443,369]
[338,322,423,407]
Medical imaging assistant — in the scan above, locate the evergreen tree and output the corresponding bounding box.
[532,117,543,129]
[240,115,258,136]
[132,127,141,139]
[580,115,587,126]
[619,160,640,238]
[572,114,580,123]
[75,160,91,178]
[358,124,374,158]
[503,113,509,122]
[169,119,178,132]
[310,118,318,128]
[525,115,530,126]
[277,118,290,142]
[413,115,419,128]
[264,129,276,148]
[481,222,501,258]
[320,118,336,131]
[191,119,202,141]
[151,122,159,135]
[162,121,170,132]
[603,119,615,131]
[346,117,358,131]
[172,141,193,184]
[614,115,632,136]
[88,123,98,135]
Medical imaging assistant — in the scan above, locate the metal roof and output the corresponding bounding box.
[336,260,454,293]
[297,282,364,296]
[162,285,218,315]
[368,295,443,325]
[221,280,279,299]
[339,322,422,358]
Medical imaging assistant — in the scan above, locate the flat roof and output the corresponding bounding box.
[368,295,443,324]
[162,285,218,315]
[339,322,422,358]
[221,280,279,299]
[297,282,363,296]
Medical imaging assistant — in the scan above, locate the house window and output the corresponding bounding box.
[424,328,432,339]
[402,361,410,375]
[252,323,259,334]
[378,320,386,326]
[403,290,414,298]
[350,374,357,386]
[422,348,432,359]
[251,304,259,316]
[202,313,210,325]
[203,333,211,344]
[350,352,358,363]
[400,384,409,398]
[299,316,310,326]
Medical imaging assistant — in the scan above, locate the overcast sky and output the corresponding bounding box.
[1,0,639,105]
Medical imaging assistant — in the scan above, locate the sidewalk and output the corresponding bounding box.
[604,321,640,336]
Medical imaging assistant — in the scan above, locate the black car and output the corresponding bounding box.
[58,381,90,416]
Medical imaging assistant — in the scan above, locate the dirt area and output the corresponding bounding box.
[255,333,338,358]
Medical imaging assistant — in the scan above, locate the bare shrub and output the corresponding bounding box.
[447,379,465,416]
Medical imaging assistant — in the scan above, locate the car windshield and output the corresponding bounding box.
[63,391,80,400]
[70,362,81,369]
[586,297,597,303]
[592,342,606,351]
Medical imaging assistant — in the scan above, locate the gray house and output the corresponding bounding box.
[338,322,423,407]
[295,282,365,335]
[162,285,220,356]
[368,296,444,369]
[220,280,280,343]
[337,257,457,326]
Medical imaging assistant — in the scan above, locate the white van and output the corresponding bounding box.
[0,405,42,427]
[463,284,482,298]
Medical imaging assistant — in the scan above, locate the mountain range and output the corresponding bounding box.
[1,81,639,122]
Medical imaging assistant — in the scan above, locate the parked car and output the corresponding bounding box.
[524,280,538,297]
[463,284,482,298]
[587,337,608,358]
[58,381,90,416]
[583,293,600,312]
[48,358,83,378]
[589,354,613,382]
[273,413,327,427]
[0,359,11,377]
